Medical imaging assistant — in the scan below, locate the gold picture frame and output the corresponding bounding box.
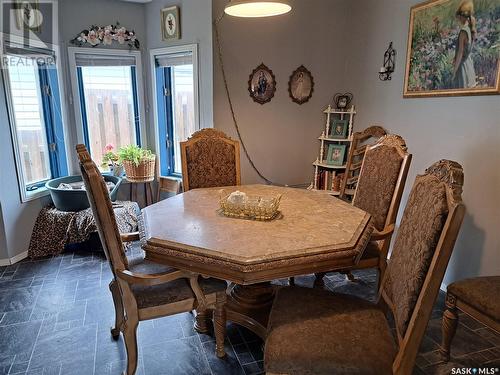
[403,0,500,98]
[15,0,42,32]
[161,6,180,41]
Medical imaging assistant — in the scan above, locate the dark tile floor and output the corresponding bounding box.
[0,242,498,375]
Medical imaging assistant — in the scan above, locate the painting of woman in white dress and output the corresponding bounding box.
[404,0,500,97]
[289,66,314,104]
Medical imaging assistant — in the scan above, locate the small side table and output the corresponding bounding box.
[128,179,154,207]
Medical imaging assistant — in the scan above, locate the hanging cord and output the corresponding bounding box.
[213,16,277,186]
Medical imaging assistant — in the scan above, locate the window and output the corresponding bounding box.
[69,49,144,166]
[3,47,67,198]
[152,46,199,176]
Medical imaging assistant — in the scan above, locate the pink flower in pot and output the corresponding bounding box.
[105,143,114,152]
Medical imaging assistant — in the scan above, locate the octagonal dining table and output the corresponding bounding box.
[141,184,373,339]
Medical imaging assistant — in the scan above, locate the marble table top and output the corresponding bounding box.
[142,185,372,270]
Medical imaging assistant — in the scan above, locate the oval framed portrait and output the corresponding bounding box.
[248,63,276,105]
[288,65,314,104]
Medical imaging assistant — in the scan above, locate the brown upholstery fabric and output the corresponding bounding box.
[265,287,396,375]
[448,276,500,321]
[353,145,403,231]
[128,254,227,309]
[384,174,449,336]
[185,137,237,190]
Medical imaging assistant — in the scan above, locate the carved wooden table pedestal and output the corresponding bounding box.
[142,185,373,339]
[225,283,275,338]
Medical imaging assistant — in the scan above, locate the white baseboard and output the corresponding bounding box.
[0,251,28,266]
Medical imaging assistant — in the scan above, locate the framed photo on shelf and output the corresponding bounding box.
[329,119,348,139]
[326,144,346,166]
[161,6,180,41]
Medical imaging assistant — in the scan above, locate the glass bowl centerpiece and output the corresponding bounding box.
[219,190,282,221]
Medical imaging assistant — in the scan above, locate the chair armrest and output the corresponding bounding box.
[120,232,140,242]
[116,268,210,308]
[371,224,395,241]
[116,269,191,286]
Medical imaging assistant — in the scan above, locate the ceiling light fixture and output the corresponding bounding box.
[224,0,292,18]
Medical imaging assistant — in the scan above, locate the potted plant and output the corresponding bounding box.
[118,145,156,182]
[101,144,124,177]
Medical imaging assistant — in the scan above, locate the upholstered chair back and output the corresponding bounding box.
[180,129,241,191]
[76,144,128,274]
[353,134,411,232]
[339,125,387,200]
[380,160,465,374]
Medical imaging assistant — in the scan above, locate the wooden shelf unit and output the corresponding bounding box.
[312,105,356,194]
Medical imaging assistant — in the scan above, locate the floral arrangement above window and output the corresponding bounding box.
[70,23,140,49]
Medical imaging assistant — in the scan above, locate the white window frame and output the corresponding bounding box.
[149,44,200,176]
[67,47,147,150]
[2,39,71,203]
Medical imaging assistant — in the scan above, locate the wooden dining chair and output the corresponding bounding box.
[156,176,182,202]
[180,128,241,191]
[441,276,500,361]
[339,125,387,200]
[76,144,228,375]
[313,134,412,288]
[265,160,465,375]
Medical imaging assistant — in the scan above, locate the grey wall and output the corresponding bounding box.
[212,0,349,186]
[343,0,500,282]
[145,0,214,142]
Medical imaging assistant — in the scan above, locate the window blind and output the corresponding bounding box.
[4,43,56,64]
[74,53,136,67]
[155,52,193,67]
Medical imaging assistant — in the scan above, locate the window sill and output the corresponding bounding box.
[22,186,50,203]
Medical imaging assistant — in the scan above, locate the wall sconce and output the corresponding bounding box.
[379,42,396,81]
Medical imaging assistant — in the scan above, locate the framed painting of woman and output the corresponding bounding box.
[288,65,314,104]
[403,0,500,98]
[248,63,276,105]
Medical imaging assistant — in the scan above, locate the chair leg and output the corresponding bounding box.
[109,280,124,340]
[123,318,139,375]
[214,291,227,358]
[194,308,210,334]
[377,259,387,292]
[314,272,326,287]
[441,293,458,362]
